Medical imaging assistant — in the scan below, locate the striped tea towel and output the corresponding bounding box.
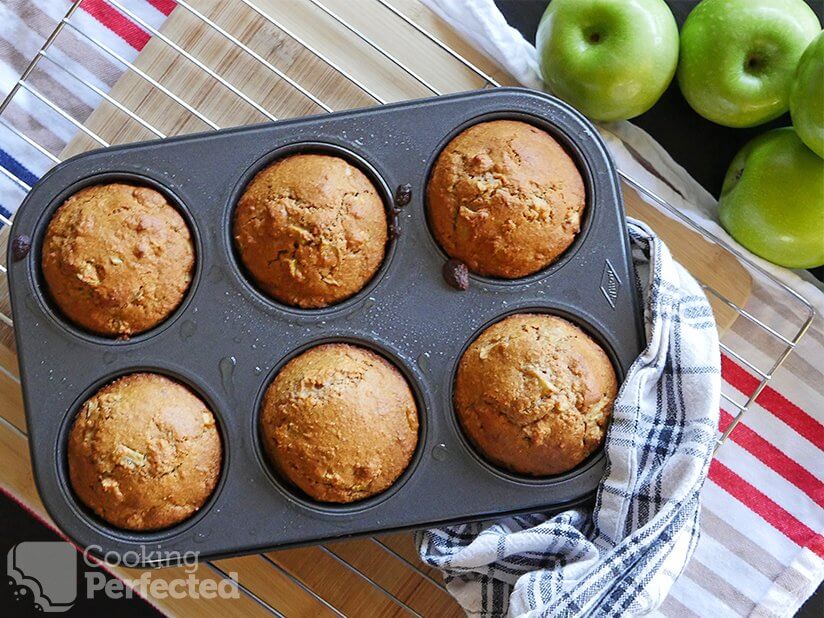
[417,219,721,617]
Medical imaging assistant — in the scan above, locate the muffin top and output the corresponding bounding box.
[260,343,418,503]
[41,183,194,337]
[68,373,221,531]
[427,120,585,278]
[454,313,617,476]
[233,154,387,309]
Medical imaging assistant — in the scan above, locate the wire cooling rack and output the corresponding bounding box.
[0,1,816,615]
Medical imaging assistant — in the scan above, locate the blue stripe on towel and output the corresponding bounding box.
[0,147,40,222]
[0,147,40,189]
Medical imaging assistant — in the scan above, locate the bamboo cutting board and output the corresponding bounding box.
[0,1,752,616]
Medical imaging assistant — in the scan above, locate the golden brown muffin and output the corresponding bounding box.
[427,120,585,278]
[454,314,617,476]
[41,183,194,337]
[67,373,221,531]
[260,343,419,503]
[233,154,387,308]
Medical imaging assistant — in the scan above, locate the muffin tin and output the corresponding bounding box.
[8,88,644,566]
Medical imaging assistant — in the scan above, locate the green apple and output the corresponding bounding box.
[790,32,824,158]
[678,0,821,128]
[536,0,679,122]
[719,128,824,269]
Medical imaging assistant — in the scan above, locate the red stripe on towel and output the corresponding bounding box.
[79,0,151,51]
[709,460,824,558]
[719,409,824,506]
[144,0,177,16]
[722,355,824,451]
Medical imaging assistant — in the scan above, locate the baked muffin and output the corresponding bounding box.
[260,343,418,503]
[233,154,387,308]
[427,120,585,278]
[454,314,617,476]
[41,183,194,337]
[68,373,221,531]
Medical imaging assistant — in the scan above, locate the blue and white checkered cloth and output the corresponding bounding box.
[417,219,721,617]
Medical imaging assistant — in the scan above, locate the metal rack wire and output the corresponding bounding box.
[0,1,815,615]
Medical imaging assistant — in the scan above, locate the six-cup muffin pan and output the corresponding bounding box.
[8,88,644,566]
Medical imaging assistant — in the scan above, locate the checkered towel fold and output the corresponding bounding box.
[417,219,721,617]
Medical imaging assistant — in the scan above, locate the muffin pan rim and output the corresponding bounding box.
[422,111,596,287]
[223,141,398,320]
[445,303,625,486]
[250,334,430,517]
[28,170,203,346]
[53,364,230,544]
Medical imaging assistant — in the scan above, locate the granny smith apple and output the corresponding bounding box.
[719,128,824,268]
[790,32,824,158]
[536,0,679,122]
[678,0,821,128]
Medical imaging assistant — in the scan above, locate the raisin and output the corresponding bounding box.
[11,234,31,261]
[394,183,412,208]
[443,259,469,291]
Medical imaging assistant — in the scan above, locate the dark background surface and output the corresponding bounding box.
[1,489,159,617]
[2,1,822,616]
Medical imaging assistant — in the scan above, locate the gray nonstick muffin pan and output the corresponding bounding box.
[8,88,644,566]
